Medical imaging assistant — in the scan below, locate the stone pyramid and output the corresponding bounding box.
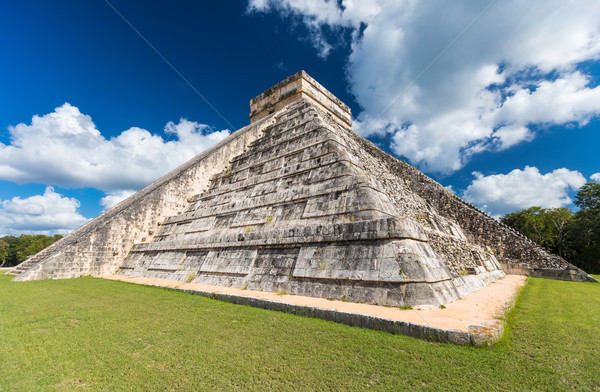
[11,71,595,308]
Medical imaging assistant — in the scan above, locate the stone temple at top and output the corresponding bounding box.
[10,71,595,307]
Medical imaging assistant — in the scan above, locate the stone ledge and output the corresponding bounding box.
[500,262,597,283]
[131,217,429,253]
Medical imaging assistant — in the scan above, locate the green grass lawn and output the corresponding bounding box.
[1,273,599,391]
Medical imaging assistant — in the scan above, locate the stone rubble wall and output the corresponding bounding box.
[324,109,502,280]
[334,120,595,283]
[12,116,275,281]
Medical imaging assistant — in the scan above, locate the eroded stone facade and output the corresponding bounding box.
[118,99,505,307]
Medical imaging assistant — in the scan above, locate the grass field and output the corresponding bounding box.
[1,272,599,391]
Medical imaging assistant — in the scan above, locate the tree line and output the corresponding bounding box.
[501,181,600,274]
[0,235,63,268]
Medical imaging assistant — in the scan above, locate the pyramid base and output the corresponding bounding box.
[118,266,504,308]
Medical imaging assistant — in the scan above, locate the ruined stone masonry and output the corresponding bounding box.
[11,71,596,308]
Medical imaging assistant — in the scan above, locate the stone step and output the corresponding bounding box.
[230,119,331,171]
[162,178,373,226]
[198,153,362,210]
[136,217,427,253]
[9,251,55,276]
[170,176,375,226]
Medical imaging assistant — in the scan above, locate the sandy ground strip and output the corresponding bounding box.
[100,274,526,333]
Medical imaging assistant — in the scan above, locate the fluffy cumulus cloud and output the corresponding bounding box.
[462,167,586,217]
[0,187,88,236]
[0,103,230,234]
[99,190,137,211]
[0,103,229,195]
[249,0,600,172]
[591,173,600,182]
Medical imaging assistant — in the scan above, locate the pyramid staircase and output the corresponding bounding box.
[117,97,505,307]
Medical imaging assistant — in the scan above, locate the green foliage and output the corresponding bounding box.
[501,182,600,273]
[0,234,62,267]
[1,274,598,390]
[501,207,573,258]
[0,238,10,266]
[185,272,196,283]
[568,182,600,273]
[574,181,600,211]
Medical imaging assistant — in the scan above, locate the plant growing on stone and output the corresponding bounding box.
[186,273,196,283]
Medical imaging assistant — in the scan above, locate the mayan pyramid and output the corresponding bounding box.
[11,71,595,308]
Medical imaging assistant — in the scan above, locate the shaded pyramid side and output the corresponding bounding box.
[118,99,505,307]
[317,108,595,283]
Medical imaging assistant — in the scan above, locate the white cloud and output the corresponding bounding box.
[0,187,88,236]
[250,0,600,172]
[490,125,534,151]
[591,173,600,182]
[0,104,230,234]
[494,72,600,127]
[0,103,230,194]
[99,190,137,211]
[462,167,586,217]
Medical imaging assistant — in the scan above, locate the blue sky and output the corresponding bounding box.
[1,0,599,235]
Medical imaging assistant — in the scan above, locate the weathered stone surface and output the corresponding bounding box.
[11,70,596,307]
[117,96,506,307]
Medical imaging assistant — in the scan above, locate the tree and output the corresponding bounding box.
[501,207,573,258]
[0,238,9,267]
[574,181,600,211]
[568,182,600,273]
[3,234,63,267]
